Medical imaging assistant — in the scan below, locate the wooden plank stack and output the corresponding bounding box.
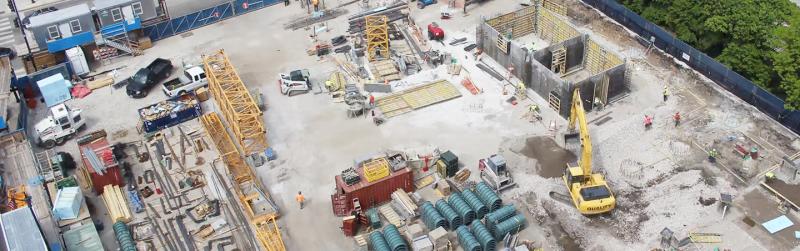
[391,188,418,217]
[86,76,115,90]
[370,60,400,82]
[102,185,132,223]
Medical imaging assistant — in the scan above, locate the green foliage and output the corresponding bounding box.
[619,0,800,109]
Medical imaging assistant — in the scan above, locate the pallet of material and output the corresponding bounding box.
[370,60,401,82]
[86,76,115,90]
[102,185,132,223]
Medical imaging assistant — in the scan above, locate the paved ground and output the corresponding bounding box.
[23,0,800,250]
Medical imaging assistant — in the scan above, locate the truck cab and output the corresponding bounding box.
[162,66,208,97]
[34,104,85,148]
[279,69,311,96]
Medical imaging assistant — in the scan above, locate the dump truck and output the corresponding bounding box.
[138,93,201,133]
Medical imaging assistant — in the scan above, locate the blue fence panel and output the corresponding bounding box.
[144,2,238,41]
[585,0,800,133]
[234,0,275,14]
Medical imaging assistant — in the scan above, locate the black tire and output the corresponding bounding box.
[178,91,187,97]
[428,31,433,40]
[55,137,66,145]
[42,140,56,149]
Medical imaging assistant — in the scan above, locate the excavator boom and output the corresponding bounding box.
[561,88,615,215]
[568,89,593,177]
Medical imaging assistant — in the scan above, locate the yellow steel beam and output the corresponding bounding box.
[365,15,389,61]
[201,113,284,251]
[202,49,268,155]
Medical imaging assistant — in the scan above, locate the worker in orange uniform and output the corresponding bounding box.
[311,0,319,11]
[296,191,305,209]
[644,115,653,129]
[673,112,681,127]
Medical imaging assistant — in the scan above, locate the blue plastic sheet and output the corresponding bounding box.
[762,215,794,234]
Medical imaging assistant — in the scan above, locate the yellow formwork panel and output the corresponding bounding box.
[375,80,462,118]
[536,8,579,43]
[363,158,391,182]
[585,39,623,75]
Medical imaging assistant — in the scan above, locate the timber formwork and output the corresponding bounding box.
[200,113,284,251]
[366,15,390,61]
[202,49,268,155]
[375,80,462,117]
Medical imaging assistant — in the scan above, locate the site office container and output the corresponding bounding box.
[332,167,414,216]
[80,138,124,194]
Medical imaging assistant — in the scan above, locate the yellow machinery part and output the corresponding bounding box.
[564,88,615,215]
[362,158,390,182]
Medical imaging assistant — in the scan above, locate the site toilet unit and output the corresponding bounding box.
[66,46,89,76]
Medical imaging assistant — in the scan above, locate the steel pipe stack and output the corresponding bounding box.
[448,192,477,224]
[492,214,527,239]
[113,221,136,251]
[475,182,503,211]
[485,205,517,230]
[370,231,391,251]
[470,219,497,251]
[456,225,481,251]
[461,190,489,219]
[421,201,447,230]
[435,199,463,229]
[384,224,408,251]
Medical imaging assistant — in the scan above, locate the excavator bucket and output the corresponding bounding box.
[563,131,581,154]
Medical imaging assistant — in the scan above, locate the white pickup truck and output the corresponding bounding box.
[162,66,208,97]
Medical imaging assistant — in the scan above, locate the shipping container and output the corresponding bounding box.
[138,93,202,133]
[80,137,124,194]
[331,167,413,216]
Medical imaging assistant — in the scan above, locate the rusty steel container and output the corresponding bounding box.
[331,167,414,216]
[80,138,124,194]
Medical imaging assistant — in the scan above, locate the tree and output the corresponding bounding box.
[619,0,800,109]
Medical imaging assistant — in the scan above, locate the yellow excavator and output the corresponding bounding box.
[558,88,616,215]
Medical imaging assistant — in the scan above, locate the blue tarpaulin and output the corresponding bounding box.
[762,215,794,234]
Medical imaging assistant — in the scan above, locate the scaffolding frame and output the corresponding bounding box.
[365,15,389,61]
[202,49,268,155]
[200,113,284,251]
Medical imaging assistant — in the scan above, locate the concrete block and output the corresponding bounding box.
[428,226,448,247]
[436,179,450,196]
[406,223,425,239]
[364,83,392,93]
[412,235,434,251]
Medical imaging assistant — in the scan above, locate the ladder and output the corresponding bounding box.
[551,45,566,76]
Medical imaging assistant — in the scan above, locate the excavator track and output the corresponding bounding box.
[548,191,574,206]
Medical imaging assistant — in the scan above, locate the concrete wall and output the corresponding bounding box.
[531,35,585,72]
[479,22,572,117]
[480,7,628,118]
